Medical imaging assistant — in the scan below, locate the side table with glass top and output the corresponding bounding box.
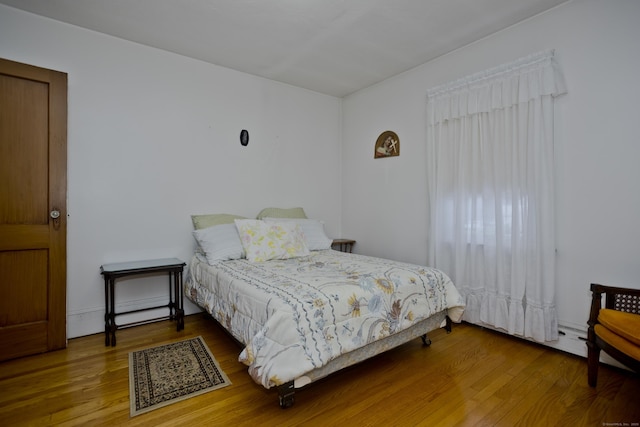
[100,257,186,347]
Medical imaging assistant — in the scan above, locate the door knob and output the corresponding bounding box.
[50,210,60,219]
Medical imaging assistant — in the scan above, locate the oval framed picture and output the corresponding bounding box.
[374,130,399,158]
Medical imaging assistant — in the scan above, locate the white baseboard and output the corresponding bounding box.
[548,325,629,371]
[545,325,588,357]
[67,305,630,373]
[67,296,201,339]
[468,322,630,371]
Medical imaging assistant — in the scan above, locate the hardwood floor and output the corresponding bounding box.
[0,314,638,426]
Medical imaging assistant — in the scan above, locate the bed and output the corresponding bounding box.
[185,211,465,407]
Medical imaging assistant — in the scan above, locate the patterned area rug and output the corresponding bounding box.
[129,336,231,417]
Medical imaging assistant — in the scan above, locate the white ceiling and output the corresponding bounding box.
[1,0,568,97]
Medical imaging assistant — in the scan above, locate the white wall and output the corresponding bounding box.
[342,0,640,355]
[3,0,639,353]
[0,5,343,338]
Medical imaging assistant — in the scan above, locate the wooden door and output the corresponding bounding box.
[0,58,67,361]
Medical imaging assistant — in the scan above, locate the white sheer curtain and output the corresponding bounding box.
[426,50,566,342]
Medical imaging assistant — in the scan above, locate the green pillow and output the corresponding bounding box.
[256,207,307,220]
[191,213,247,230]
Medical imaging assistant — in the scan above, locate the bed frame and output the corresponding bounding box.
[210,309,452,408]
[277,313,452,408]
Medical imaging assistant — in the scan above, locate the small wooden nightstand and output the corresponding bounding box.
[332,239,356,253]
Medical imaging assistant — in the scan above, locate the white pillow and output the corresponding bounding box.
[263,218,333,251]
[192,223,245,264]
[235,219,310,262]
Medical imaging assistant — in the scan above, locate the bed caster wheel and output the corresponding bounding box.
[421,334,432,346]
[278,381,295,409]
[279,394,295,408]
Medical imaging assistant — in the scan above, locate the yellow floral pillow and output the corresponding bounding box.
[235,219,310,262]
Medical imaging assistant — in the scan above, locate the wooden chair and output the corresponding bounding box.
[587,283,640,386]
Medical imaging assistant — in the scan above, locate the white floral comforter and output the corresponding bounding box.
[185,250,465,389]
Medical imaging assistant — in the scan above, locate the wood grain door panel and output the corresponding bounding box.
[0,58,67,361]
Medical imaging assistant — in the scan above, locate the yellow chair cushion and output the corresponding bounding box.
[598,308,640,346]
[594,324,640,361]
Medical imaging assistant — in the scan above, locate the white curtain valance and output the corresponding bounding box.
[427,50,567,125]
